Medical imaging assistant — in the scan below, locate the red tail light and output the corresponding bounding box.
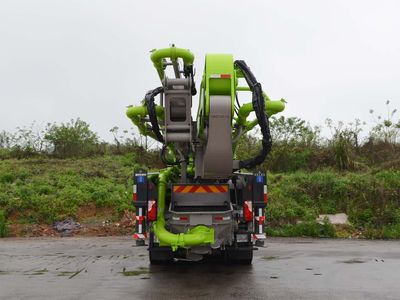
[147,200,157,221]
[133,185,137,202]
[214,216,231,221]
[264,185,268,203]
[172,216,188,221]
[244,200,253,222]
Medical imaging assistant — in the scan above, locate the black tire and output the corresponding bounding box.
[148,232,173,265]
[149,249,173,265]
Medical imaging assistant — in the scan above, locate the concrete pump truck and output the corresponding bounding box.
[126,45,285,264]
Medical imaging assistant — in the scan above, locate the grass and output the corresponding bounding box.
[1,155,400,239]
[265,221,336,238]
[0,210,8,237]
[266,170,400,238]
[0,154,139,224]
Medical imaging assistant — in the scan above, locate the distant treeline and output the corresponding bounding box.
[0,101,399,172]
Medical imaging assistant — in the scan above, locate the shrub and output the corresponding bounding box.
[265,221,335,238]
[0,210,8,238]
[369,100,400,144]
[266,170,400,237]
[45,118,99,158]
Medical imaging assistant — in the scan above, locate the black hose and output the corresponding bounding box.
[160,144,180,166]
[234,60,272,169]
[184,65,197,96]
[235,92,241,108]
[144,87,164,143]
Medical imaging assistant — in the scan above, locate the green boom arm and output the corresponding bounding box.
[150,46,194,81]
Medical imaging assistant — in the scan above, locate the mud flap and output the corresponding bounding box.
[225,246,253,264]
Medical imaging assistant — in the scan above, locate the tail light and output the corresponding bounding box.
[147,200,157,221]
[214,216,231,221]
[264,185,268,203]
[244,200,253,222]
[172,216,188,221]
[132,184,137,202]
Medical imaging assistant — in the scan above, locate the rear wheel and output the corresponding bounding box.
[225,246,253,264]
[149,232,173,265]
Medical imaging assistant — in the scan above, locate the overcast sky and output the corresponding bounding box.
[0,0,399,141]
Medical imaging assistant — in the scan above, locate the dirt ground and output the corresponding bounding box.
[7,207,136,238]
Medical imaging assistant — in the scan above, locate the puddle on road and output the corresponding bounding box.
[340,258,366,264]
[24,269,48,276]
[68,268,86,279]
[0,270,10,275]
[58,271,76,277]
[262,256,292,261]
[121,267,149,276]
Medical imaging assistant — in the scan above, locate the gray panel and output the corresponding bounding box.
[173,191,230,207]
[190,215,212,226]
[164,77,192,143]
[202,95,233,179]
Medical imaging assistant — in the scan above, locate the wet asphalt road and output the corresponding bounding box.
[0,237,399,300]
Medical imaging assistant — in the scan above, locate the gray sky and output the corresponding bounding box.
[0,0,399,141]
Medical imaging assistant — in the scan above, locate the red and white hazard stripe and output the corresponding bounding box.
[136,207,146,234]
[210,74,231,79]
[253,233,266,240]
[255,208,265,234]
[133,233,147,239]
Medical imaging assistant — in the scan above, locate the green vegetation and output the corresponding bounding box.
[266,170,400,238]
[0,154,160,224]
[44,119,99,158]
[0,101,399,238]
[1,156,399,238]
[265,221,336,238]
[0,209,8,237]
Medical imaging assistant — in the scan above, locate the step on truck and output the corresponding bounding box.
[126,45,285,264]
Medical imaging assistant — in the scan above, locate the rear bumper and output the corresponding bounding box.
[168,206,234,248]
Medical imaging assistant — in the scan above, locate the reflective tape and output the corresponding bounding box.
[133,185,137,202]
[253,233,266,240]
[210,74,231,79]
[214,216,231,221]
[173,185,228,193]
[133,233,147,239]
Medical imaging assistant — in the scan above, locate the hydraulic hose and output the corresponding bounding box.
[144,87,164,143]
[126,105,164,140]
[234,60,272,169]
[150,46,195,81]
[160,144,180,166]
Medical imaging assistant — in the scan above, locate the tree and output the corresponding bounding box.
[45,118,98,157]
